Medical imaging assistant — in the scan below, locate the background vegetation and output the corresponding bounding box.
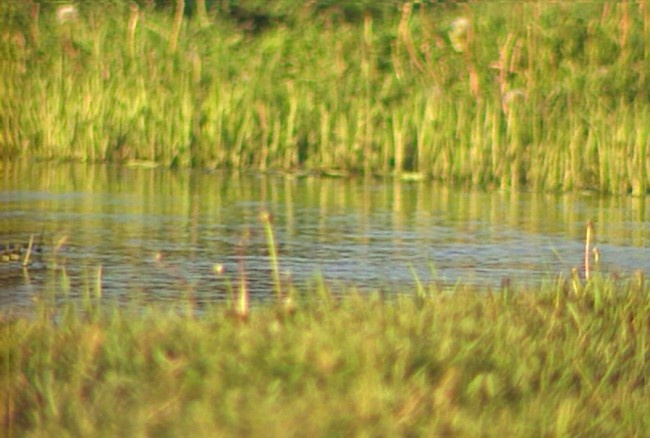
[1,0,649,194]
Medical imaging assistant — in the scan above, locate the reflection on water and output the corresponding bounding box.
[1,162,648,310]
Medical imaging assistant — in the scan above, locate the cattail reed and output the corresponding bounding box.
[1,2,648,194]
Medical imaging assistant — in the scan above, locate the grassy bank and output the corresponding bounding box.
[1,1,649,194]
[1,272,649,436]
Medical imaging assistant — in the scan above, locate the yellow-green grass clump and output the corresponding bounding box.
[1,274,648,436]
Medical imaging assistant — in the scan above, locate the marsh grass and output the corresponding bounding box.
[1,218,649,435]
[1,2,649,194]
[1,269,649,436]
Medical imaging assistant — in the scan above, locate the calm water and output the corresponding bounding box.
[1,162,648,310]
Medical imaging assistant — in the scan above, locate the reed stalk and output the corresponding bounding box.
[168,0,184,54]
[260,211,283,301]
[126,3,139,59]
[584,221,595,281]
[21,234,34,267]
[194,0,210,28]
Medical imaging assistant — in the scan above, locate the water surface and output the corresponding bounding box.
[1,163,648,310]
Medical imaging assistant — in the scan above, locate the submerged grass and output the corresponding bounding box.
[1,272,649,436]
[1,1,649,194]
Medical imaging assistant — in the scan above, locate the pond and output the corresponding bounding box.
[1,162,648,311]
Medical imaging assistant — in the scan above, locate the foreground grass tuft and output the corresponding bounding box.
[1,275,648,436]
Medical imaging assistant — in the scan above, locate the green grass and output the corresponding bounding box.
[1,271,648,436]
[1,1,649,194]
[1,211,648,435]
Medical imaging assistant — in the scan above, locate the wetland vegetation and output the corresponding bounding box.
[1,209,649,436]
[2,1,649,435]
[1,0,649,194]
[1,269,649,436]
